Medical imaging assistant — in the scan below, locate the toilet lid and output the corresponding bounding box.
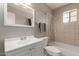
[44,46,61,53]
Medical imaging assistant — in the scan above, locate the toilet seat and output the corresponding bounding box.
[44,46,61,56]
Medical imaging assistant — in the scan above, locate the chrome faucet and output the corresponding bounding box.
[20,36,27,40]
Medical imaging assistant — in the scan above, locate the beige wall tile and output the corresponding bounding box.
[52,3,79,46]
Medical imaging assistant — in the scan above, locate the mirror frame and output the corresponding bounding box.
[4,3,35,27]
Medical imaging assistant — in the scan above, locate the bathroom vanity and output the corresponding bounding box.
[4,36,48,56]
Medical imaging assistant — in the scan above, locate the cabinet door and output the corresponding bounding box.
[6,47,31,56]
[31,46,44,56]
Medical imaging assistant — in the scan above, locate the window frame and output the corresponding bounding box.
[63,9,77,23]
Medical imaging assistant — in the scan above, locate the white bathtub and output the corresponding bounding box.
[50,42,79,56]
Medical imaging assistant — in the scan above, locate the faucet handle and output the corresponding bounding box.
[23,36,27,39]
[20,37,23,40]
[20,36,27,40]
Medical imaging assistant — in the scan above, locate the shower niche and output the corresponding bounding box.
[4,3,35,27]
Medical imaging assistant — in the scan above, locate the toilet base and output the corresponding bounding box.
[44,46,61,56]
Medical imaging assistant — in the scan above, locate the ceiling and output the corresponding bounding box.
[46,3,69,9]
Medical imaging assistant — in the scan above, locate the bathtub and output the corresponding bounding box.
[49,42,79,56]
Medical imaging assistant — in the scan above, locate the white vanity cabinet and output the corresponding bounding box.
[5,40,44,56]
[5,37,48,56]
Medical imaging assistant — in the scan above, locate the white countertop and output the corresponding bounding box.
[4,36,46,52]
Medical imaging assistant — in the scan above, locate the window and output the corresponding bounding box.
[63,9,77,23]
[63,12,69,23]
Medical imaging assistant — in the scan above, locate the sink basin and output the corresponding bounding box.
[17,36,39,45]
[17,39,32,44]
[17,40,27,44]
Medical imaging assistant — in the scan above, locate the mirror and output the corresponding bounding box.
[4,3,35,27]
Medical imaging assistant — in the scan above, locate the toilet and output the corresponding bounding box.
[44,46,61,56]
[42,37,61,56]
